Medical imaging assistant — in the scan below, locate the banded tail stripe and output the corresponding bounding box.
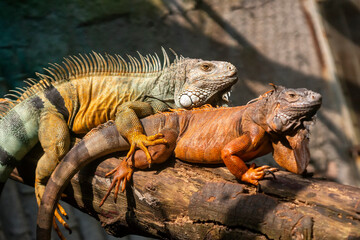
[44,85,70,121]
[0,99,42,161]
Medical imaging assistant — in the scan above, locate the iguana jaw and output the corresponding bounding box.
[177,80,237,108]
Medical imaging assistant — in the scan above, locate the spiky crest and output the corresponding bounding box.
[246,83,278,105]
[1,48,179,118]
[160,104,231,116]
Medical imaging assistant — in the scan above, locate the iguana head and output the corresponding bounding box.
[263,85,322,134]
[174,59,238,109]
[253,84,322,175]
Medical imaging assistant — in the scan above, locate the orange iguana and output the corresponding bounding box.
[37,85,321,240]
[0,48,237,235]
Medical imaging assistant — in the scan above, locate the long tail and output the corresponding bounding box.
[0,97,42,194]
[36,121,124,239]
[36,123,177,240]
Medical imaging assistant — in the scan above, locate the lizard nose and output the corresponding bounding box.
[309,91,322,103]
[227,64,237,75]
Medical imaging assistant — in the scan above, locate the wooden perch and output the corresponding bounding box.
[11,146,360,240]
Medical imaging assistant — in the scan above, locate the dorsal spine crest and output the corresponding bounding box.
[1,48,179,118]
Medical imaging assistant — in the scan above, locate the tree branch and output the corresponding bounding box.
[11,148,360,239]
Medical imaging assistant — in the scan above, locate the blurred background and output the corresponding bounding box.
[0,0,359,239]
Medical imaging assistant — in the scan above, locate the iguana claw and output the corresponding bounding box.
[99,159,134,207]
[126,133,167,167]
[241,163,278,185]
[53,217,66,240]
[264,169,277,179]
[54,207,72,233]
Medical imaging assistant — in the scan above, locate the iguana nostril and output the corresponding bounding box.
[309,92,322,102]
[227,64,237,76]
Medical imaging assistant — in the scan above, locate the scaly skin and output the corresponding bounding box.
[37,85,321,240]
[0,49,237,238]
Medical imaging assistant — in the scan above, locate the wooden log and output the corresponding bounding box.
[11,146,360,240]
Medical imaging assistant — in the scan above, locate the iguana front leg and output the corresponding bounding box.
[115,101,168,165]
[221,133,277,185]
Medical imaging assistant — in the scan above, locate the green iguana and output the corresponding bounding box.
[37,85,321,240]
[0,48,237,235]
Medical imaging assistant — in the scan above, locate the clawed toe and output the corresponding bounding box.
[126,132,168,168]
[53,217,66,240]
[57,203,68,219]
[54,207,72,234]
[51,204,72,239]
[242,164,278,186]
[264,169,277,179]
[99,160,134,207]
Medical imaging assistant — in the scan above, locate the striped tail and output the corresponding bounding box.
[36,123,177,240]
[37,121,124,239]
[0,96,43,193]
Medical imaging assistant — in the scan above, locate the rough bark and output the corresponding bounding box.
[11,147,360,240]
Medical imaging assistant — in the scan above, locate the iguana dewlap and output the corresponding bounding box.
[0,48,237,238]
[37,85,321,240]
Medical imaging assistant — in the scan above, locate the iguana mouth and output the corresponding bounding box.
[284,102,322,120]
[221,91,231,103]
[178,78,237,109]
[211,85,234,107]
[270,100,321,133]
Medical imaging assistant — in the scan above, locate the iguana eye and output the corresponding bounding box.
[289,93,296,98]
[201,63,211,72]
[286,92,299,101]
